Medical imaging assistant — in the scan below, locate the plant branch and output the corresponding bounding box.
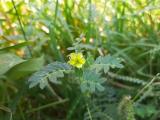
[86,103,93,120]
[27,98,68,113]
[132,73,160,102]
[47,83,62,100]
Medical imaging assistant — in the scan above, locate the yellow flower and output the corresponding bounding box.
[68,53,86,68]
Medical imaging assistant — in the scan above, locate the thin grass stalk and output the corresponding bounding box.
[11,0,32,57]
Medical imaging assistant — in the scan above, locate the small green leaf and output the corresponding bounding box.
[85,52,94,67]
[92,55,123,73]
[28,62,71,89]
[80,70,105,93]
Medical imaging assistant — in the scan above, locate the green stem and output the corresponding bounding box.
[67,94,82,120]
[47,84,62,100]
[86,103,93,120]
[27,98,68,113]
[11,0,32,57]
[54,0,59,20]
[86,0,92,43]
[132,73,160,102]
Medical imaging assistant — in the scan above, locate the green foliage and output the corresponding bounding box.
[80,70,105,93]
[133,75,160,119]
[84,105,113,120]
[91,55,124,73]
[66,94,83,120]
[28,62,71,89]
[84,86,118,120]
[135,104,157,119]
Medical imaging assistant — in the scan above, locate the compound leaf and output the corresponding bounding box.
[80,70,105,93]
[28,62,71,89]
[92,55,123,73]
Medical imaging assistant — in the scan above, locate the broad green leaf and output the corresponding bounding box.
[0,53,24,75]
[80,70,105,93]
[92,55,123,73]
[5,56,44,80]
[28,62,71,89]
